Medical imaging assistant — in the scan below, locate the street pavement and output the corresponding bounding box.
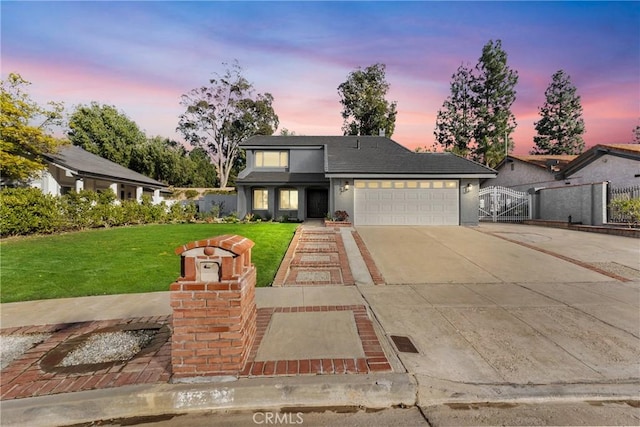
[1,223,639,426]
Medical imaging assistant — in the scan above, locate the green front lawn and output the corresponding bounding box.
[0,223,299,303]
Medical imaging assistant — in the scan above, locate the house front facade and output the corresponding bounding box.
[236,136,497,226]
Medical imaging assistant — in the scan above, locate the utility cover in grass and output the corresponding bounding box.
[255,311,365,361]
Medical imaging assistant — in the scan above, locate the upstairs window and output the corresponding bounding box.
[255,151,288,168]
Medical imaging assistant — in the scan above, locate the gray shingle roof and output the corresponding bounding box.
[44,145,167,188]
[237,172,328,184]
[241,136,497,176]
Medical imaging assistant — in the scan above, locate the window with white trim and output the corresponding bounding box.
[253,189,268,210]
[255,151,288,168]
[279,189,298,210]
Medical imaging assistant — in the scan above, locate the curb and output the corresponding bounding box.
[0,373,417,427]
[416,375,640,406]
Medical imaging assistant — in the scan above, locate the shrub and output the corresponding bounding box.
[0,187,211,236]
[204,189,237,195]
[183,202,198,222]
[61,190,98,229]
[609,197,640,226]
[184,189,199,200]
[0,188,64,236]
[223,211,240,223]
[167,202,186,222]
[333,210,349,221]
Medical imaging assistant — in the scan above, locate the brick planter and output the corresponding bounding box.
[324,220,353,228]
[170,235,257,378]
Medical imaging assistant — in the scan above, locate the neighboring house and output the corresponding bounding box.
[557,144,640,189]
[481,154,577,192]
[31,145,167,203]
[482,144,640,192]
[236,136,496,226]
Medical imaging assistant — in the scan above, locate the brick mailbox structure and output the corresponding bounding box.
[170,235,257,379]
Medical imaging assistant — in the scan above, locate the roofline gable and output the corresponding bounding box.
[559,144,640,178]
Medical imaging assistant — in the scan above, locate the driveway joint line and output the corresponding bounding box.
[515,283,640,340]
[473,228,631,282]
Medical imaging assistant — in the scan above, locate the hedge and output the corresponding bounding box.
[0,188,198,237]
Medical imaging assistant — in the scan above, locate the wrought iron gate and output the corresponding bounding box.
[479,186,531,222]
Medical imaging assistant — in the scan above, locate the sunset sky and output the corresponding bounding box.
[2,1,638,154]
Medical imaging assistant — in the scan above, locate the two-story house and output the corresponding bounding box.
[236,136,496,226]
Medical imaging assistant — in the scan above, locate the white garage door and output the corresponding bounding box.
[354,180,459,226]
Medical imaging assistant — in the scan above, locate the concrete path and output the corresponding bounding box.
[0,287,368,329]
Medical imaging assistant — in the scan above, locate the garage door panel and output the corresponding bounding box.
[354,180,459,226]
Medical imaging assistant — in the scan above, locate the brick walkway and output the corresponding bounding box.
[273,227,354,286]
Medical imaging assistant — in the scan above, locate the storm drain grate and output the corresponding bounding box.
[390,335,419,353]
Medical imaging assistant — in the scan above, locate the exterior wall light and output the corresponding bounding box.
[465,183,472,193]
[340,181,350,193]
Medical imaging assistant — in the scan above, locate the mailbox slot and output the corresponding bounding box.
[199,260,221,282]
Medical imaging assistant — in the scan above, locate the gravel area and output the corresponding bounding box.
[1,333,50,369]
[59,330,155,367]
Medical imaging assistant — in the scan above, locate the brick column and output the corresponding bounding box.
[170,234,257,379]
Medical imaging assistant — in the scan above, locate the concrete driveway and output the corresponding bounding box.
[357,225,640,407]
[357,225,629,284]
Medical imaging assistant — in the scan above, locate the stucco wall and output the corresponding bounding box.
[198,194,238,217]
[460,178,480,225]
[332,178,354,220]
[533,182,607,226]
[565,154,639,188]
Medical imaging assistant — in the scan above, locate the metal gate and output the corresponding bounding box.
[479,186,531,222]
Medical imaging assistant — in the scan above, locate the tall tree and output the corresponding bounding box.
[0,73,66,181]
[178,61,278,189]
[632,123,639,143]
[433,40,518,167]
[187,147,217,187]
[471,40,518,166]
[129,137,217,187]
[434,65,475,157]
[338,63,397,137]
[67,103,146,167]
[531,70,585,155]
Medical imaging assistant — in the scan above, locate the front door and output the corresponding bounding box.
[307,189,329,218]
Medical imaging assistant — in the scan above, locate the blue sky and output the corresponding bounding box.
[2,1,638,153]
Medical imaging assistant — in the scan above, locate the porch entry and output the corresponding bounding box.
[479,186,531,222]
[307,189,329,218]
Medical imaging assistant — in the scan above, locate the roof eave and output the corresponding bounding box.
[326,173,497,179]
